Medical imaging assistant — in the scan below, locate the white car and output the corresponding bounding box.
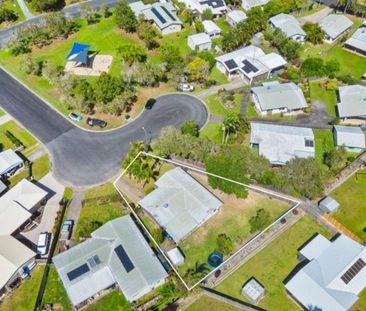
[37,232,50,256]
[177,84,194,92]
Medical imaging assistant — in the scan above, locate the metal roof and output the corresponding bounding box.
[188,32,211,46]
[242,0,269,9]
[250,123,314,165]
[53,215,168,305]
[252,82,307,112]
[0,149,23,176]
[242,278,265,302]
[177,0,227,15]
[334,125,365,149]
[299,234,331,261]
[319,196,341,213]
[345,26,366,53]
[202,20,221,34]
[227,10,247,24]
[337,85,366,118]
[138,167,223,242]
[320,14,353,40]
[286,234,366,311]
[269,13,306,38]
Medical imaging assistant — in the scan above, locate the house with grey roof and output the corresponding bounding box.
[251,81,308,115]
[215,45,287,84]
[345,25,366,57]
[334,125,365,152]
[337,85,366,119]
[269,13,306,43]
[285,233,366,311]
[0,149,24,178]
[226,10,247,27]
[319,196,340,213]
[319,14,353,43]
[241,0,269,11]
[53,215,168,308]
[129,2,182,35]
[178,0,227,18]
[202,20,221,38]
[187,33,212,51]
[250,123,315,165]
[138,167,222,242]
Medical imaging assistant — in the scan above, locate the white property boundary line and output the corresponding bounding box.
[113,152,300,291]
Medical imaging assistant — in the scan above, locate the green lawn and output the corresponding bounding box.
[178,192,290,279]
[0,266,44,311]
[204,93,243,117]
[187,295,242,311]
[295,4,325,17]
[83,291,132,311]
[215,16,231,35]
[0,0,25,30]
[215,216,332,311]
[209,67,229,85]
[353,289,366,311]
[200,121,223,144]
[309,81,337,116]
[331,169,366,242]
[42,266,72,311]
[74,182,127,242]
[8,154,50,187]
[314,129,334,164]
[0,120,38,155]
[246,102,259,118]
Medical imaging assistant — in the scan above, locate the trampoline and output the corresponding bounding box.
[207,251,223,269]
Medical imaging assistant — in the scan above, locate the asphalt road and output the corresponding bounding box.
[0,68,208,187]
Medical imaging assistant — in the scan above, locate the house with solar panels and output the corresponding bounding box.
[130,2,182,35]
[53,215,168,308]
[215,45,287,84]
[178,0,227,19]
[285,234,366,311]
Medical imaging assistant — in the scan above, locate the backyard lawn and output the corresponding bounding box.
[331,169,366,242]
[215,216,332,311]
[74,182,127,242]
[204,93,243,117]
[0,266,45,311]
[309,81,337,116]
[200,121,223,144]
[187,295,242,311]
[83,291,132,311]
[313,129,334,163]
[178,187,290,280]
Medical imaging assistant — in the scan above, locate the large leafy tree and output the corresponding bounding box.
[115,0,138,32]
[187,57,210,82]
[117,43,146,64]
[94,73,122,104]
[303,22,325,45]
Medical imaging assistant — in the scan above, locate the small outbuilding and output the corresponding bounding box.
[166,248,185,266]
[242,277,265,304]
[0,149,24,178]
[187,33,212,51]
[226,10,247,27]
[202,20,221,38]
[333,125,365,152]
[319,196,340,213]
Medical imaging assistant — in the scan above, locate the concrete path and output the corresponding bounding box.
[298,7,332,25]
[0,113,12,125]
[16,0,34,20]
[197,78,245,99]
[115,177,144,203]
[28,146,46,162]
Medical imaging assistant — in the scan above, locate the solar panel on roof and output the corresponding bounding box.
[161,6,176,21]
[151,7,167,24]
[242,59,258,74]
[114,245,135,273]
[341,258,366,284]
[224,59,238,70]
[67,263,90,281]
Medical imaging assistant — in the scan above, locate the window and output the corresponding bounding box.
[305,139,314,148]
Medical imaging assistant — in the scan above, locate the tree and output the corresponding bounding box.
[0,7,18,23]
[117,43,147,64]
[222,113,242,143]
[300,57,324,77]
[281,40,301,60]
[181,120,199,137]
[160,43,184,73]
[216,233,233,255]
[187,57,210,82]
[100,4,112,18]
[202,8,213,20]
[137,19,159,49]
[94,73,122,104]
[73,79,95,113]
[198,51,216,69]
[194,19,204,33]
[128,61,164,87]
[324,60,340,79]
[43,12,77,38]
[249,209,270,233]
[32,0,64,12]
[22,56,43,76]
[80,5,99,24]
[42,60,62,84]
[114,0,137,32]
[184,262,210,281]
[303,22,324,45]
[324,147,347,174]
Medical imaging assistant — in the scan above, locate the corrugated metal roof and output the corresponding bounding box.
[0,149,23,175]
[334,125,365,149]
[320,14,353,40]
[269,13,306,38]
[345,27,366,53]
[337,85,366,118]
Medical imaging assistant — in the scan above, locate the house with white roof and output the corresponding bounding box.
[202,20,221,38]
[250,123,315,165]
[345,25,366,57]
[129,2,182,35]
[53,215,168,308]
[269,13,306,43]
[138,167,222,242]
[226,10,247,27]
[251,81,308,115]
[333,125,365,152]
[0,149,24,178]
[241,0,269,11]
[319,14,353,43]
[337,85,366,119]
[178,0,227,18]
[187,32,212,51]
[286,233,366,311]
[215,45,287,83]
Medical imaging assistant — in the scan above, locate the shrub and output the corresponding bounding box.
[249,208,270,233]
[216,233,233,255]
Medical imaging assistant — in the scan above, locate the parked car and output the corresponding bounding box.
[60,219,74,241]
[68,112,82,122]
[87,117,107,128]
[177,84,194,92]
[145,98,156,110]
[37,232,50,256]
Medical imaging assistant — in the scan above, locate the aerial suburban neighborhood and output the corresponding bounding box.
[0,0,366,310]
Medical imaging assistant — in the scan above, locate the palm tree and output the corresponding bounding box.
[222,114,241,144]
[184,262,210,282]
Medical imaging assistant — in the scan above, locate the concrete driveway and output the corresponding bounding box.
[298,7,332,25]
[0,68,208,188]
